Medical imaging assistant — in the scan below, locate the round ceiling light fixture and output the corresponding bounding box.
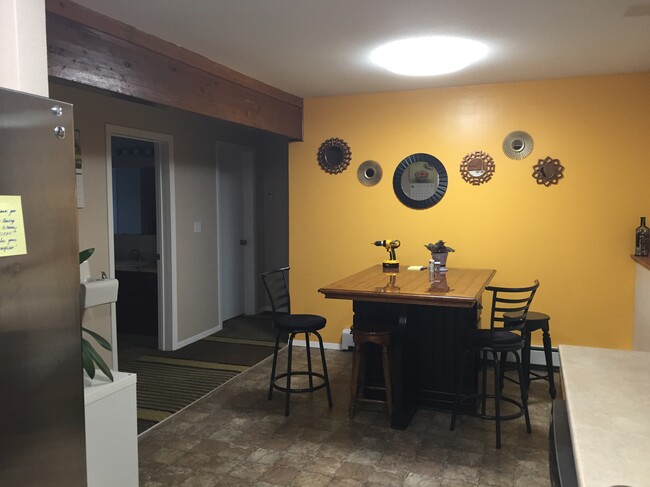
[370,36,488,76]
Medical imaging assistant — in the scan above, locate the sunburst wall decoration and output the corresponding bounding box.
[460,151,495,185]
[533,156,565,186]
[503,131,534,160]
[317,138,351,174]
[357,160,383,186]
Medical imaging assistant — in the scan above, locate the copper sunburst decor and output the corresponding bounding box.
[532,156,565,186]
[317,138,351,174]
[460,151,495,185]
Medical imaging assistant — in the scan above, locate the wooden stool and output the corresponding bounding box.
[503,311,557,399]
[348,324,396,420]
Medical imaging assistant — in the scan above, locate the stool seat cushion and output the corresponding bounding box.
[463,329,523,349]
[274,313,326,332]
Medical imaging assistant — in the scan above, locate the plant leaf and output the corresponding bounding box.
[82,326,112,351]
[84,338,114,382]
[79,248,95,264]
[81,339,96,379]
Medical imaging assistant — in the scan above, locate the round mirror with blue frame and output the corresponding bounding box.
[393,153,448,209]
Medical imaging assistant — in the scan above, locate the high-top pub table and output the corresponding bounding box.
[319,265,495,428]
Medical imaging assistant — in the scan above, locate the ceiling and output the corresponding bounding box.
[71,0,650,98]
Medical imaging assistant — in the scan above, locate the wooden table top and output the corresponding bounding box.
[319,265,496,308]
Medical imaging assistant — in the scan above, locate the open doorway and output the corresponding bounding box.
[216,142,263,335]
[106,126,177,368]
[112,136,159,360]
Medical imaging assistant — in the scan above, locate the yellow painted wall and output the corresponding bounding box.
[288,73,650,349]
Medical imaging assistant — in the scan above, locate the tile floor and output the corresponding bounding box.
[138,348,554,486]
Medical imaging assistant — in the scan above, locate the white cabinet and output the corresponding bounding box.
[84,370,138,487]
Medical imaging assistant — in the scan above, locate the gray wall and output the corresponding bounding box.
[257,135,289,307]
[50,81,288,364]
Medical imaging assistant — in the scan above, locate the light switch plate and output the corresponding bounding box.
[193,221,202,232]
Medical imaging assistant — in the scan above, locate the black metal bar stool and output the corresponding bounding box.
[261,267,333,416]
[502,311,557,399]
[348,324,397,420]
[450,281,539,448]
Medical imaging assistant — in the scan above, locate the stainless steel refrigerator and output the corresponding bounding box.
[1,87,87,485]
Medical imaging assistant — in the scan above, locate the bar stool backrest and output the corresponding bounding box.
[261,266,291,317]
[485,280,540,332]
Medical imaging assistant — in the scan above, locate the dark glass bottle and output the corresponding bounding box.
[635,217,649,257]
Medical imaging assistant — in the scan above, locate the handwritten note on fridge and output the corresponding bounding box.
[0,195,27,257]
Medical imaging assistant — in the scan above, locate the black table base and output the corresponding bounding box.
[352,300,480,429]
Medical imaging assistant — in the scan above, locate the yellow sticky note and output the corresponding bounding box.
[0,195,27,257]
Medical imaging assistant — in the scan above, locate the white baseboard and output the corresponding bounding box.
[172,322,341,351]
[341,328,354,351]
[175,324,222,349]
[290,339,342,350]
[529,346,560,368]
[502,346,559,368]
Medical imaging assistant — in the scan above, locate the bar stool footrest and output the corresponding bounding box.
[457,393,527,422]
[529,369,552,381]
[503,365,554,383]
[271,371,328,394]
[355,397,389,405]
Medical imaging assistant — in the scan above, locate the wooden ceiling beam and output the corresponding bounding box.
[45,0,303,140]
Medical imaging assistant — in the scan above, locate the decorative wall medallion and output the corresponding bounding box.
[503,131,534,160]
[317,138,351,174]
[357,160,383,186]
[460,151,495,185]
[533,156,564,186]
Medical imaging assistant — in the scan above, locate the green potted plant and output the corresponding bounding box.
[80,248,113,381]
[424,240,455,269]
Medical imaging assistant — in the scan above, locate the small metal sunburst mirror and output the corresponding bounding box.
[357,160,383,186]
[503,131,534,160]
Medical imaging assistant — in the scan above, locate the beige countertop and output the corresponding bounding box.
[560,344,650,487]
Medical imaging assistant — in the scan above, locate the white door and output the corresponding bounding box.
[217,142,256,323]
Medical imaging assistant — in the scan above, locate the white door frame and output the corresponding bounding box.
[215,142,257,327]
[106,125,178,363]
